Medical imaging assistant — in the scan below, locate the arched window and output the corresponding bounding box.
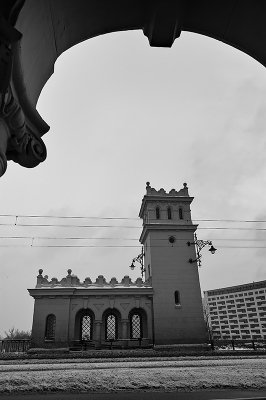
[81,314,93,340]
[174,291,180,305]
[167,207,172,219]
[45,314,56,340]
[130,313,142,339]
[106,313,118,340]
[156,206,160,219]
[179,207,183,220]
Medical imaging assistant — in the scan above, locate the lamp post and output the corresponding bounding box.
[129,247,145,278]
[187,234,217,267]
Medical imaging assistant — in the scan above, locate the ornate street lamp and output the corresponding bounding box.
[129,247,145,278]
[187,234,217,267]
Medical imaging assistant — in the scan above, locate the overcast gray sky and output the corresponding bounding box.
[1,30,266,336]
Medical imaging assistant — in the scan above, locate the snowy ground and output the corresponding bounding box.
[0,356,265,394]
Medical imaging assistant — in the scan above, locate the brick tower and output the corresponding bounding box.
[139,182,207,345]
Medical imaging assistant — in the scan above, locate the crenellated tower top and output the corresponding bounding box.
[139,182,194,226]
[145,182,189,197]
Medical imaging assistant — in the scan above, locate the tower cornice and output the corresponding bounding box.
[139,223,198,244]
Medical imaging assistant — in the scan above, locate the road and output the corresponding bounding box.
[0,390,266,400]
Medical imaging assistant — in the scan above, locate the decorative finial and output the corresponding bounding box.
[38,269,43,276]
[183,182,187,188]
[146,182,150,188]
[67,269,72,276]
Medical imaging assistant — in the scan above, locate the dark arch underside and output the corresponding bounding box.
[1,0,266,175]
[11,0,266,136]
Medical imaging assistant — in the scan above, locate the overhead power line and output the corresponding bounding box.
[0,223,141,229]
[0,236,140,240]
[1,222,266,231]
[0,214,139,221]
[1,213,266,223]
[198,227,266,231]
[195,219,266,223]
[1,243,266,249]
[1,236,266,242]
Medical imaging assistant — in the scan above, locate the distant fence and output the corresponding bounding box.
[0,339,31,353]
[1,338,266,353]
[209,338,266,351]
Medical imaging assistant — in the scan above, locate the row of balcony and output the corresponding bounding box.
[209,299,265,307]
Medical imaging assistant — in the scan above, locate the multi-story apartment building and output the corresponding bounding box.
[203,280,266,340]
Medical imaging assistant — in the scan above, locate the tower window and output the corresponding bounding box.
[155,207,160,219]
[167,207,172,220]
[45,314,56,340]
[179,207,183,220]
[174,291,180,305]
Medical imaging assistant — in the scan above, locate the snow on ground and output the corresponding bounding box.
[0,357,265,394]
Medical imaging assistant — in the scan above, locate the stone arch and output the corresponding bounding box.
[102,307,122,341]
[1,0,266,177]
[128,307,148,338]
[74,308,95,341]
[45,313,56,340]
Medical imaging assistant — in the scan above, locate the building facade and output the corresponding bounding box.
[28,182,207,349]
[29,272,153,349]
[204,281,266,340]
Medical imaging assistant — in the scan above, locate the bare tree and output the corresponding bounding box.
[4,328,31,339]
[202,299,213,340]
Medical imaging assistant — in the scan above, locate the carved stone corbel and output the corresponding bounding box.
[3,86,47,172]
[143,0,186,47]
[0,9,46,177]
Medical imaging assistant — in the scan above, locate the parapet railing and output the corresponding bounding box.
[0,339,31,353]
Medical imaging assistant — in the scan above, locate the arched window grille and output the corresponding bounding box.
[106,313,118,340]
[167,207,172,220]
[45,314,56,340]
[156,207,160,219]
[179,207,183,220]
[81,314,93,340]
[174,291,180,305]
[130,313,142,339]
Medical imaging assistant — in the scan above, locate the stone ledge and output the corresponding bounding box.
[153,343,210,352]
[28,347,69,354]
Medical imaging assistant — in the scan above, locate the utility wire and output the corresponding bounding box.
[0,236,140,240]
[1,244,266,249]
[1,223,266,231]
[198,227,266,231]
[1,213,266,223]
[0,237,266,249]
[1,236,266,241]
[0,214,139,220]
[0,223,141,228]
[194,219,266,223]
